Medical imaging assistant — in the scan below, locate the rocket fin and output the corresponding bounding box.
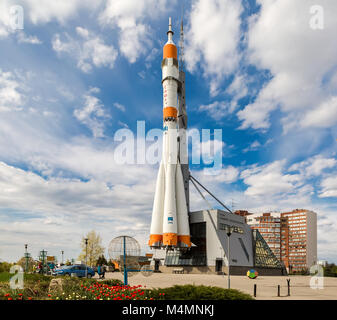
[176,161,191,248]
[149,161,165,247]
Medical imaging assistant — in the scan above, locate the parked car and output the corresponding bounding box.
[53,264,95,278]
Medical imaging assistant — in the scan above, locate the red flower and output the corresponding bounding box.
[28,297,32,300]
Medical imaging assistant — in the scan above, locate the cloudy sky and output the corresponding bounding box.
[0,0,336,263]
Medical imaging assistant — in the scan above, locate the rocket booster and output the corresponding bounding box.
[149,18,191,249]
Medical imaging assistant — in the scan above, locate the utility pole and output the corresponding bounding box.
[226,226,233,289]
[24,244,30,272]
[84,238,88,278]
[123,236,128,286]
[61,250,64,265]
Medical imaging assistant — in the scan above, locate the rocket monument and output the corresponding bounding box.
[149,18,191,249]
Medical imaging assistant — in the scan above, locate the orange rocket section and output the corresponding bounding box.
[163,107,178,120]
[163,44,177,59]
[163,233,178,246]
[149,234,163,246]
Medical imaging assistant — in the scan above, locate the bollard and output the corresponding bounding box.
[254,284,257,297]
[277,285,280,297]
[287,278,291,296]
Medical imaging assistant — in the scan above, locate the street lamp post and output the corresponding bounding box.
[84,238,88,278]
[40,250,47,275]
[61,250,64,265]
[123,236,128,286]
[226,226,233,289]
[24,244,28,272]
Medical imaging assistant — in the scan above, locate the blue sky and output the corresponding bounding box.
[0,0,336,263]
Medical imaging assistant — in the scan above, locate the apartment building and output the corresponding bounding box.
[236,209,317,273]
[281,209,317,272]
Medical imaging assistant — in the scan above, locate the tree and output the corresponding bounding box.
[17,256,35,272]
[324,263,337,277]
[0,261,13,273]
[78,230,105,267]
[96,254,108,266]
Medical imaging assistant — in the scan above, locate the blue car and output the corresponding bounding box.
[53,264,95,278]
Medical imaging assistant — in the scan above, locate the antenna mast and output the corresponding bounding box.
[179,3,185,71]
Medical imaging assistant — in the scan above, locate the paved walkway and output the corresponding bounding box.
[95,272,337,300]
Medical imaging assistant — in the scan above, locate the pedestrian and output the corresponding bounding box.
[38,262,43,274]
[101,265,106,279]
[97,264,102,279]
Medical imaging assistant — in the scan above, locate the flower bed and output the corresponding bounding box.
[0,272,252,300]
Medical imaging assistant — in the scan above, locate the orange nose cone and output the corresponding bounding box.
[163,44,177,59]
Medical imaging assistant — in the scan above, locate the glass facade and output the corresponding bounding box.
[253,229,283,268]
[165,222,207,266]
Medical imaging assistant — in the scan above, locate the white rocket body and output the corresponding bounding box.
[149,18,191,249]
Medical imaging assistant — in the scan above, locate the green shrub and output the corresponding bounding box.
[145,285,253,300]
[324,264,337,277]
[0,272,11,282]
[0,263,12,273]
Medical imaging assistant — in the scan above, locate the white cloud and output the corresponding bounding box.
[185,0,243,95]
[118,121,129,128]
[319,176,337,198]
[0,1,11,38]
[241,160,303,197]
[226,74,249,110]
[211,165,239,183]
[238,0,337,131]
[306,157,336,176]
[52,27,118,73]
[16,32,42,44]
[74,88,109,138]
[25,0,102,25]
[113,102,126,112]
[198,101,229,120]
[0,0,101,39]
[243,140,261,153]
[99,0,171,63]
[300,96,337,128]
[289,155,336,177]
[0,69,24,112]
